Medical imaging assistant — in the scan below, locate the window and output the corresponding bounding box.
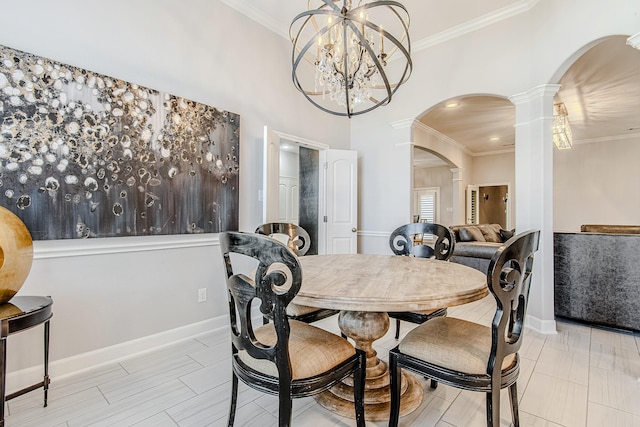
[414,187,440,242]
[414,187,439,223]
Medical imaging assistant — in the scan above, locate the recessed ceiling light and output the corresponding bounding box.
[490,137,500,142]
[444,101,459,109]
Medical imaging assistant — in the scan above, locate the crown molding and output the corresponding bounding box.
[223,0,541,51]
[411,120,475,157]
[219,0,289,39]
[472,147,515,157]
[573,131,640,146]
[413,0,538,52]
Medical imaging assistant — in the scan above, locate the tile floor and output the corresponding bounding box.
[5,295,640,426]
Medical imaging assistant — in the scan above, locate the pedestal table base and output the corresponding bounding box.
[316,310,423,421]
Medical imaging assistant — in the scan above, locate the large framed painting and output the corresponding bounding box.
[0,44,239,240]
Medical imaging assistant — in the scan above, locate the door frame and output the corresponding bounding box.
[473,181,512,229]
[264,128,329,252]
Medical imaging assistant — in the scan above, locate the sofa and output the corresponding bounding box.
[448,224,513,272]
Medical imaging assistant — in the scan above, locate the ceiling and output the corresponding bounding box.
[222,1,640,158]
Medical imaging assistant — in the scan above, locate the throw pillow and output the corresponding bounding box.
[480,224,502,243]
[458,227,486,242]
[499,229,514,242]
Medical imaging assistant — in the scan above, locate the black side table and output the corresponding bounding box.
[0,296,53,427]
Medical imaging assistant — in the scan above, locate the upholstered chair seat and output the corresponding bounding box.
[238,320,356,379]
[398,317,516,374]
[285,303,324,317]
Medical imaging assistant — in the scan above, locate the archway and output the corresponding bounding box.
[412,95,516,228]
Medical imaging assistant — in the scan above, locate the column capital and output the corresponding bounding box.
[450,167,463,181]
[509,84,561,105]
[627,32,640,50]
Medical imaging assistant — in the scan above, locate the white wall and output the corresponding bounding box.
[554,137,640,231]
[0,0,350,389]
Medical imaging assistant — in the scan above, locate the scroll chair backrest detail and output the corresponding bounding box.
[486,230,540,377]
[255,222,311,256]
[220,231,301,380]
[389,222,455,260]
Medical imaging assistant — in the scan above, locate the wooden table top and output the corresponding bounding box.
[295,254,488,312]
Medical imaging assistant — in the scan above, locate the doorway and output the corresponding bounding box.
[278,142,320,254]
[467,184,509,228]
[263,127,359,254]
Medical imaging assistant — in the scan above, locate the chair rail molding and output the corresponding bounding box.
[33,234,220,259]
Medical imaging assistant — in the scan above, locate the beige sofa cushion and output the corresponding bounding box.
[238,320,355,380]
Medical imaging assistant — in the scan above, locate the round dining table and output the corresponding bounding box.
[294,253,488,421]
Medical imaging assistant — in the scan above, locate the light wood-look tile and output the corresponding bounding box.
[8,387,109,426]
[534,342,590,385]
[131,411,179,426]
[5,295,640,426]
[67,380,194,427]
[98,356,202,404]
[588,365,640,416]
[586,401,640,427]
[519,372,588,427]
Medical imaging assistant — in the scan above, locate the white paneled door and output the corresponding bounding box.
[325,149,358,254]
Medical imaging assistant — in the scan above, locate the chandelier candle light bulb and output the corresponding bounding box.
[290,0,412,117]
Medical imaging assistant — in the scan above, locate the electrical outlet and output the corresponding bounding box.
[198,288,207,302]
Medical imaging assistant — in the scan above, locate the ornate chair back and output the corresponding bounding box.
[388,229,541,427]
[389,222,455,260]
[486,229,540,374]
[220,231,366,426]
[255,222,311,256]
[220,231,300,376]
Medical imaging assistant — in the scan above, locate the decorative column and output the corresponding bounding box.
[509,85,559,334]
[450,167,465,225]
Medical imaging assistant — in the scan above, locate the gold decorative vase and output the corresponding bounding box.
[0,206,33,304]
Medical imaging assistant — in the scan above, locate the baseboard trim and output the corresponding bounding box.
[525,314,557,334]
[6,315,229,393]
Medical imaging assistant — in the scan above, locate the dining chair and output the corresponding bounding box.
[388,230,540,427]
[220,231,366,427]
[255,222,339,324]
[387,222,455,339]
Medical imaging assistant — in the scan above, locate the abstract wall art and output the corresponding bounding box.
[0,44,239,240]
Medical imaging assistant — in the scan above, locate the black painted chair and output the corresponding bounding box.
[255,223,339,324]
[220,232,366,427]
[388,222,455,339]
[388,230,540,427]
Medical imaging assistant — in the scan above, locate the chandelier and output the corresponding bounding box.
[552,103,573,149]
[290,0,412,118]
